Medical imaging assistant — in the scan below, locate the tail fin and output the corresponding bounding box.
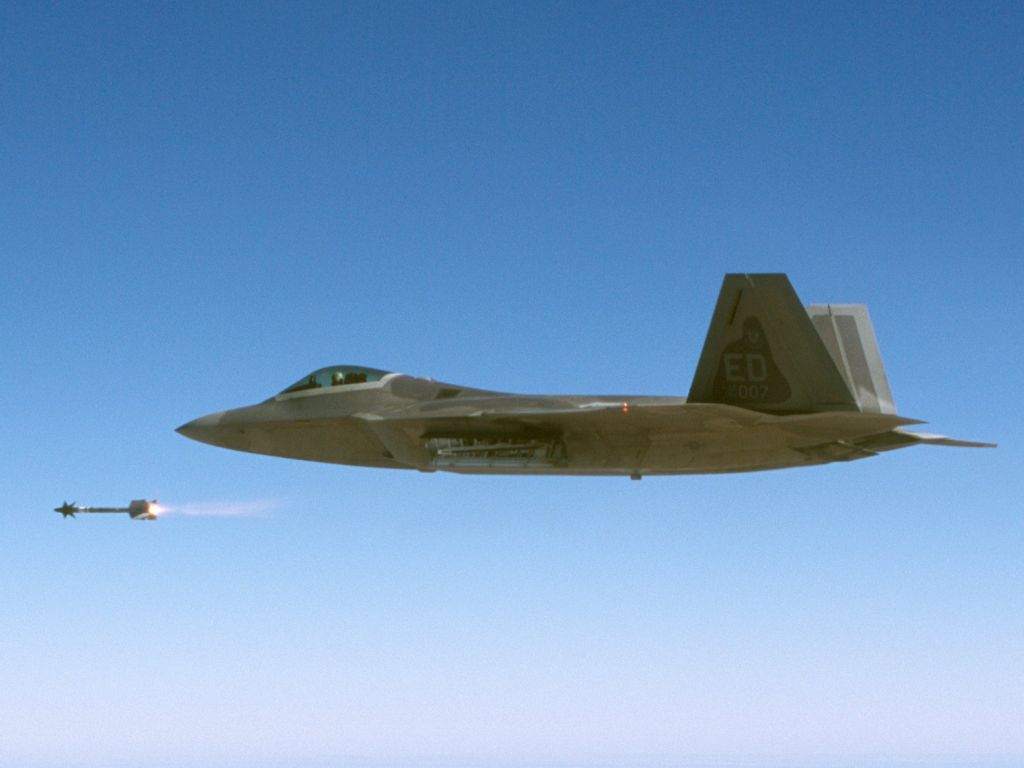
[687,274,858,413]
[806,304,896,414]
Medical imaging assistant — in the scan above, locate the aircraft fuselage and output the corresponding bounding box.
[177,374,921,476]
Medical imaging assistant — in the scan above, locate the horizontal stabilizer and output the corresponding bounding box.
[897,430,997,448]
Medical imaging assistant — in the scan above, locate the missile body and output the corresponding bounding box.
[54,500,158,520]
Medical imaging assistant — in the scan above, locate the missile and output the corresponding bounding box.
[54,500,159,521]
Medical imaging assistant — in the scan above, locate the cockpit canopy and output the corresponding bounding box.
[279,365,391,395]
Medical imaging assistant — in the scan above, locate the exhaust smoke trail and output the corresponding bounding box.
[155,500,277,518]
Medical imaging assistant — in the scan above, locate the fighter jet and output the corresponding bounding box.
[54,500,159,520]
[177,274,992,478]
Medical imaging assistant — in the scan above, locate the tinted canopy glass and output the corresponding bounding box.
[280,365,391,394]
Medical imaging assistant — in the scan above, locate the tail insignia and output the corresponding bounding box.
[711,317,792,404]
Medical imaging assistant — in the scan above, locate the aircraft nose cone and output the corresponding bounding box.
[176,408,262,451]
[176,412,227,445]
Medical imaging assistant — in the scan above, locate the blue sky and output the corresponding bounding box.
[1,2,1021,767]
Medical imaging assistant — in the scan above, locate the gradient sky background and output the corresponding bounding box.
[2,2,1022,767]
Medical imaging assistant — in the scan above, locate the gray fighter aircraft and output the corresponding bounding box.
[177,274,992,477]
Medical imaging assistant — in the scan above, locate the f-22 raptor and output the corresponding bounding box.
[177,274,992,478]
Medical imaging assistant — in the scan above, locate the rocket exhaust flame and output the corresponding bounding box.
[154,501,275,518]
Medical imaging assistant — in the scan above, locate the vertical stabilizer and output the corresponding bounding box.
[688,274,858,413]
[807,304,896,414]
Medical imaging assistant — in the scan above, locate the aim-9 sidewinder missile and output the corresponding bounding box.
[54,500,159,520]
